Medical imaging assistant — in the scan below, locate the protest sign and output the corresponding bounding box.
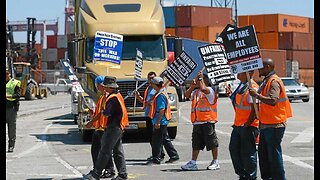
[60,59,84,93]
[223,25,263,74]
[93,31,123,65]
[165,51,197,87]
[198,44,235,86]
[215,24,237,44]
[135,49,143,80]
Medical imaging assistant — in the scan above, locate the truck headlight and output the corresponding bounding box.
[168,93,177,107]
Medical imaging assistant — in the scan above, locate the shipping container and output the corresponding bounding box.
[176,27,192,39]
[163,7,176,27]
[253,49,287,82]
[57,35,68,48]
[47,35,57,48]
[238,14,310,33]
[309,18,314,33]
[299,69,314,87]
[191,26,224,43]
[165,28,176,36]
[256,32,279,49]
[286,50,314,69]
[43,48,58,62]
[279,32,313,50]
[286,60,299,78]
[176,6,232,27]
[58,48,68,59]
[66,21,75,34]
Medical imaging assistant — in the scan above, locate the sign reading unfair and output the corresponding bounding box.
[198,44,235,86]
[135,49,143,80]
[165,51,197,87]
[223,25,263,74]
[93,31,123,65]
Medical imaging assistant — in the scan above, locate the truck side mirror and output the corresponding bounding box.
[74,66,87,74]
[68,41,76,67]
[168,51,175,64]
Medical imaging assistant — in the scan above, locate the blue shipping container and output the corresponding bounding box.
[163,7,176,28]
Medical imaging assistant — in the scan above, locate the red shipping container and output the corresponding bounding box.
[176,6,232,27]
[309,18,314,33]
[286,50,314,69]
[253,49,287,83]
[176,27,192,39]
[47,35,57,48]
[57,48,67,59]
[279,32,314,50]
[299,69,314,87]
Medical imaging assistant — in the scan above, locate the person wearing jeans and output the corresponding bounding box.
[249,58,292,180]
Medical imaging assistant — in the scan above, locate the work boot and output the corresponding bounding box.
[8,147,14,153]
[83,170,100,180]
[165,156,180,163]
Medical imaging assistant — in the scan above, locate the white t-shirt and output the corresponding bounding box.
[191,87,216,125]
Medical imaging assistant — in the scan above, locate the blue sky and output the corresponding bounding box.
[6,0,314,43]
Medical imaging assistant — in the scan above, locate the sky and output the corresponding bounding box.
[6,0,314,43]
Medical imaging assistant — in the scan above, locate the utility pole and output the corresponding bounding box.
[211,0,213,7]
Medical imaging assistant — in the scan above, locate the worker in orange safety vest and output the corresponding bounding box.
[249,58,292,180]
[226,71,260,180]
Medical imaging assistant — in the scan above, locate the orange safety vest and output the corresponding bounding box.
[143,86,151,109]
[92,95,108,130]
[259,74,292,124]
[234,80,259,127]
[103,92,129,130]
[191,89,218,123]
[148,90,172,120]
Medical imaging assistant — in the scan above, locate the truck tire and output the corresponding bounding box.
[25,83,36,100]
[36,88,46,99]
[81,129,94,142]
[168,127,177,139]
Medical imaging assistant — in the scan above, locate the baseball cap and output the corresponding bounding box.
[151,77,164,85]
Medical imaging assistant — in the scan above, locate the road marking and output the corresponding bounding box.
[290,127,314,143]
[11,123,52,159]
[283,154,314,172]
[215,129,231,137]
[55,157,83,177]
[6,172,79,178]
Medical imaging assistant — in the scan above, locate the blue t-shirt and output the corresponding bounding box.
[144,86,156,116]
[152,93,169,126]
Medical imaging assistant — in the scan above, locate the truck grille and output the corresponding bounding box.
[117,80,149,108]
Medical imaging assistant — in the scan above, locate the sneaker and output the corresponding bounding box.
[101,171,115,178]
[111,175,128,180]
[83,170,99,180]
[207,160,220,170]
[181,160,198,171]
[8,147,14,153]
[165,156,180,163]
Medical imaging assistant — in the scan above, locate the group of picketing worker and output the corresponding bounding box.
[81,58,292,180]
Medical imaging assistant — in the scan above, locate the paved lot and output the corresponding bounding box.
[6,89,314,179]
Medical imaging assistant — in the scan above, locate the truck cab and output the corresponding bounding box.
[71,0,179,141]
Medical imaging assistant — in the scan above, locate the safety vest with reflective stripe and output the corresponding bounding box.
[103,92,129,130]
[92,95,108,130]
[234,80,259,127]
[6,79,21,101]
[259,75,292,124]
[143,86,151,109]
[191,89,218,123]
[149,90,172,120]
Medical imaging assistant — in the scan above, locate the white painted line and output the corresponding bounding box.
[215,129,231,137]
[283,154,314,172]
[291,127,314,143]
[6,172,79,178]
[12,123,52,159]
[55,157,83,177]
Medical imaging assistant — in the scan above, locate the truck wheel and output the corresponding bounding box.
[81,129,94,142]
[25,83,36,100]
[36,88,45,99]
[168,127,177,139]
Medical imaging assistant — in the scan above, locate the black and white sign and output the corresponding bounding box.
[165,51,197,87]
[135,49,143,80]
[223,25,263,74]
[215,24,237,44]
[198,44,235,85]
[60,59,84,93]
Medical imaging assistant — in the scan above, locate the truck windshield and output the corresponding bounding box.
[86,35,165,61]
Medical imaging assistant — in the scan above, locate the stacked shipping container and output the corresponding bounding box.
[163,6,232,43]
[239,14,314,86]
[42,35,68,69]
